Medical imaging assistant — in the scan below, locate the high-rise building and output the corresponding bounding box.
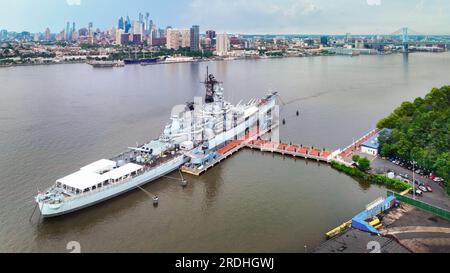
[190,25,200,51]
[33,33,40,42]
[180,29,190,48]
[206,30,216,40]
[88,22,93,35]
[132,21,142,35]
[166,28,181,50]
[216,33,230,56]
[120,33,130,45]
[65,22,71,40]
[145,12,150,34]
[56,30,65,41]
[158,28,165,38]
[44,28,51,41]
[0,29,7,40]
[72,22,76,34]
[118,17,124,30]
[125,16,131,33]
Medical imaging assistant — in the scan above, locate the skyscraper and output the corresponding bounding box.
[206,30,216,40]
[216,33,230,56]
[181,29,190,48]
[166,28,181,50]
[145,12,150,35]
[320,36,329,46]
[190,25,200,51]
[65,22,70,40]
[118,17,124,30]
[125,16,131,33]
[44,28,51,41]
[0,29,7,40]
[88,22,93,33]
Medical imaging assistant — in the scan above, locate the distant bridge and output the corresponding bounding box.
[363,28,450,52]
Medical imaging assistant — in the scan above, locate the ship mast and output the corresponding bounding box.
[203,66,221,103]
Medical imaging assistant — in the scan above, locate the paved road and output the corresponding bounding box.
[371,157,450,211]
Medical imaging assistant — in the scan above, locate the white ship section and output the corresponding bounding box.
[35,72,278,218]
[39,155,188,217]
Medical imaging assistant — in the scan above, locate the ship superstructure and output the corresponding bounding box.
[35,70,278,217]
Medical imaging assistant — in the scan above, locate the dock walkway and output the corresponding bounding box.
[181,137,334,176]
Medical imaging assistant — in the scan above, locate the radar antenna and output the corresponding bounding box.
[202,66,222,103]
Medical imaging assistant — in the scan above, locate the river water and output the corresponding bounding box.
[0,53,449,252]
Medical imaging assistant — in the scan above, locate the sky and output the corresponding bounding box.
[0,0,449,35]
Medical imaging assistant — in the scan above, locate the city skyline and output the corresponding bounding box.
[1,0,450,35]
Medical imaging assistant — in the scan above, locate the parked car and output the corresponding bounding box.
[400,174,409,179]
[418,185,427,192]
[409,189,423,196]
[425,185,433,192]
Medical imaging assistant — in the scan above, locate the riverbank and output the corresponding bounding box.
[330,161,411,191]
[3,50,446,68]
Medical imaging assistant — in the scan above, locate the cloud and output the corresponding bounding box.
[66,0,81,6]
[187,0,321,32]
[367,0,381,6]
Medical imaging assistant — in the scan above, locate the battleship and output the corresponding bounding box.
[35,70,278,217]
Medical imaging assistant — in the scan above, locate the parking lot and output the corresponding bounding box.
[371,157,450,211]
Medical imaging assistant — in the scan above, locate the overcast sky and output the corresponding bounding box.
[1,0,449,34]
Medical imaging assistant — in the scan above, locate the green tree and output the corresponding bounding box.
[357,157,371,172]
[352,154,360,163]
[377,86,450,195]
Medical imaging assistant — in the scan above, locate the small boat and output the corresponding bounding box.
[0,63,13,68]
[88,61,115,68]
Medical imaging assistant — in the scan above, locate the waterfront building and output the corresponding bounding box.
[327,47,360,56]
[181,29,191,48]
[361,129,391,156]
[190,25,200,51]
[216,33,230,56]
[166,28,181,50]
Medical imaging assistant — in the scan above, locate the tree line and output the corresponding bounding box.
[377,86,450,195]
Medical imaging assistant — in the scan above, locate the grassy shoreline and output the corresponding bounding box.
[330,161,411,191]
